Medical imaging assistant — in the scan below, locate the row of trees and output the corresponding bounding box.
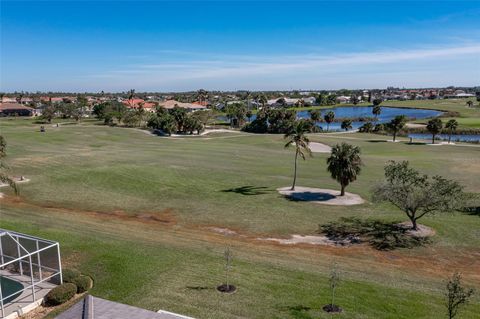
[146,106,211,135]
[243,108,318,134]
[41,96,89,123]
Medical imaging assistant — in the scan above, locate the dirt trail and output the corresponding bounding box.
[2,195,479,288]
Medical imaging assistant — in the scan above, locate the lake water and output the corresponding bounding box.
[408,133,480,143]
[296,106,443,131]
[228,106,443,131]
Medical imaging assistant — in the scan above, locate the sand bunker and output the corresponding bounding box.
[308,142,332,153]
[278,186,365,206]
[293,142,331,153]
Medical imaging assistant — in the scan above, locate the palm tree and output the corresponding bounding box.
[466,100,473,108]
[372,105,381,123]
[386,115,406,142]
[426,118,443,144]
[0,136,18,195]
[326,143,362,196]
[309,109,321,122]
[324,111,335,131]
[257,94,268,109]
[341,119,353,131]
[284,120,312,190]
[445,119,458,144]
[127,89,136,107]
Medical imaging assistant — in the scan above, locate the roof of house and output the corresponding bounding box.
[158,100,206,110]
[123,98,146,107]
[55,295,194,319]
[0,103,35,111]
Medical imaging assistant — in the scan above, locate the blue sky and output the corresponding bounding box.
[1,1,479,92]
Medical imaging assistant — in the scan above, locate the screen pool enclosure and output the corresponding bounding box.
[0,229,62,318]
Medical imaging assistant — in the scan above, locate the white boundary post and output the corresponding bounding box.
[57,243,63,284]
[29,255,36,302]
[16,236,23,276]
[36,240,43,281]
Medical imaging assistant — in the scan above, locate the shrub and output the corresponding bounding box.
[71,275,93,293]
[44,283,77,306]
[62,268,81,283]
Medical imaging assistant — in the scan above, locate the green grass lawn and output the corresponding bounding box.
[0,118,479,318]
[384,98,480,129]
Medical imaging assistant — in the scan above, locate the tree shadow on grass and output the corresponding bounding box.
[319,217,430,251]
[283,192,336,202]
[462,206,480,217]
[281,305,314,319]
[185,286,211,291]
[221,185,272,196]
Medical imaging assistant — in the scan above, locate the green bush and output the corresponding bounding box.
[71,275,93,293]
[62,268,81,283]
[44,283,77,306]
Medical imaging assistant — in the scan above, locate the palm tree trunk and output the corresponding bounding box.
[432,134,435,144]
[291,149,298,190]
[340,184,345,196]
[393,131,396,142]
[448,131,452,144]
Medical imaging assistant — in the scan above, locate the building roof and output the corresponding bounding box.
[0,103,35,111]
[158,100,206,110]
[55,295,193,319]
[123,98,146,107]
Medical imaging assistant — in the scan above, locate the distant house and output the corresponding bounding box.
[1,96,17,103]
[0,103,35,116]
[336,96,351,103]
[158,100,206,111]
[56,295,194,319]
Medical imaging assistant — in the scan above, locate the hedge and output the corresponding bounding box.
[44,283,77,306]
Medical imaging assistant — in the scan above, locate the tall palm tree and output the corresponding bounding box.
[386,115,406,142]
[0,136,18,195]
[324,111,335,131]
[445,119,458,144]
[284,120,312,190]
[326,143,362,196]
[341,119,353,131]
[426,118,443,144]
[309,109,321,122]
[257,94,268,109]
[372,105,381,123]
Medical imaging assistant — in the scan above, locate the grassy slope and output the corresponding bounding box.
[0,118,479,318]
[384,98,480,128]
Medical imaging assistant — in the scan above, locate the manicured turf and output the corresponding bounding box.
[0,117,479,318]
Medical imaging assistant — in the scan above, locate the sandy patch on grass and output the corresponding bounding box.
[405,123,426,128]
[306,142,332,153]
[0,177,30,187]
[278,186,365,206]
[396,222,435,237]
[259,234,352,246]
[426,142,456,146]
[207,227,238,236]
[0,177,30,197]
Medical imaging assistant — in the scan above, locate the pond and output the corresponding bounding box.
[408,133,480,143]
[296,106,443,131]
[222,106,443,131]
